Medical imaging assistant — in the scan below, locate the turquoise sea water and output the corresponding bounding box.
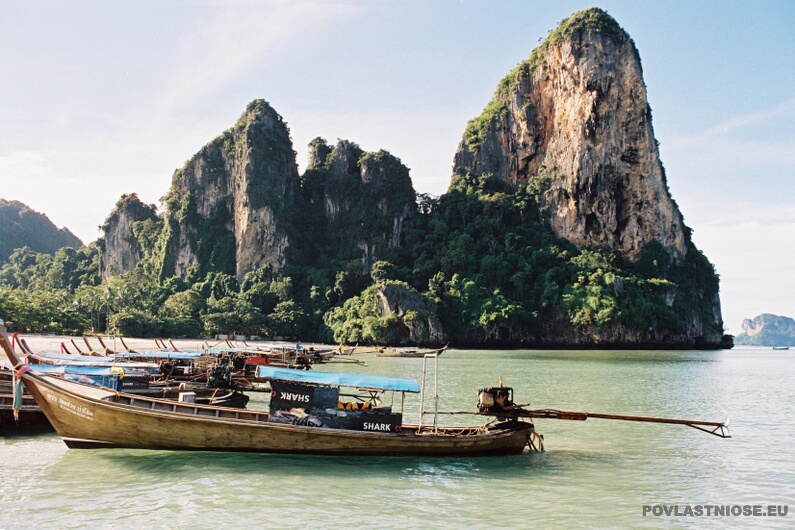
[1,347,793,529]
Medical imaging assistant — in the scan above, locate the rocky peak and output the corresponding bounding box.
[305,137,333,171]
[160,99,299,281]
[295,138,417,270]
[100,193,158,277]
[326,140,364,180]
[453,7,686,263]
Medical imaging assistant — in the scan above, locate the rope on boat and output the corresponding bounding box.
[527,431,545,452]
[12,365,32,422]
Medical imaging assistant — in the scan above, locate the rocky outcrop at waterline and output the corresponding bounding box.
[376,282,446,345]
[735,314,795,347]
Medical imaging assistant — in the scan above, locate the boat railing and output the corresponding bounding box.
[115,394,270,423]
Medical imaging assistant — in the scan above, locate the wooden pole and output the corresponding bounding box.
[517,408,730,438]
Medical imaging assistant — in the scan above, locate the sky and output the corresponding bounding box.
[0,0,793,335]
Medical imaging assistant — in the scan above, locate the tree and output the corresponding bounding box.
[370,260,398,284]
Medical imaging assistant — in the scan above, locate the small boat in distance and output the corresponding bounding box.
[772,346,790,350]
[375,344,448,358]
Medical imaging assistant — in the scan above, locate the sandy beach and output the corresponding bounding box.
[1,334,268,365]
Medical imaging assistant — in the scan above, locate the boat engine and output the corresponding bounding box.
[477,386,516,417]
[231,353,247,370]
[209,363,233,387]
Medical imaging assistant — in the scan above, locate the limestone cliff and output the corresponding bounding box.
[100,193,159,277]
[101,102,417,289]
[296,138,415,270]
[160,100,299,281]
[454,8,685,263]
[450,8,724,348]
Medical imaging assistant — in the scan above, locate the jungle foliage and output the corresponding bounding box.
[0,151,720,347]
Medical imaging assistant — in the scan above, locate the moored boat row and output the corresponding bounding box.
[1,325,539,455]
[1,321,730,456]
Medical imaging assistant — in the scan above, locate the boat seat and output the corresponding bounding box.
[337,401,371,412]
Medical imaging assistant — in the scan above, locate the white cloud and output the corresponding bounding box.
[658,97,795,333]
[661,98,795,206]
[667,97,795,147]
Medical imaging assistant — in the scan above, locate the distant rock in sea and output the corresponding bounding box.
[734,314,795,347]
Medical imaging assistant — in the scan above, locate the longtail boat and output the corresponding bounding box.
[1,325,536,455]
[2,336,251,429]
[0,323,729,454]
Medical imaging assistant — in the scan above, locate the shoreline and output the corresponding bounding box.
[0,334,316,365]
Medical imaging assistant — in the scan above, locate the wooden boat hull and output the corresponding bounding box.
[22,373,534,456]
[0,388,247,435]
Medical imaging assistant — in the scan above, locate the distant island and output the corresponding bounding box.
[0,199,82,263]
[734,314,795,347]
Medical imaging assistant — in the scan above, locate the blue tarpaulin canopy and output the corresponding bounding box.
[256,366,421,393]
[115,351,206,361]
[28,352,159,371]
[3,363,130,375]
[27,365,123,375]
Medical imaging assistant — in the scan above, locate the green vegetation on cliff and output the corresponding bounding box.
[0,161,722,346]
[0,68,723,348]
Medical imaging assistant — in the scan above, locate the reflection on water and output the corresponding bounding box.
[2,348,794,529]
[49,446,577,482]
